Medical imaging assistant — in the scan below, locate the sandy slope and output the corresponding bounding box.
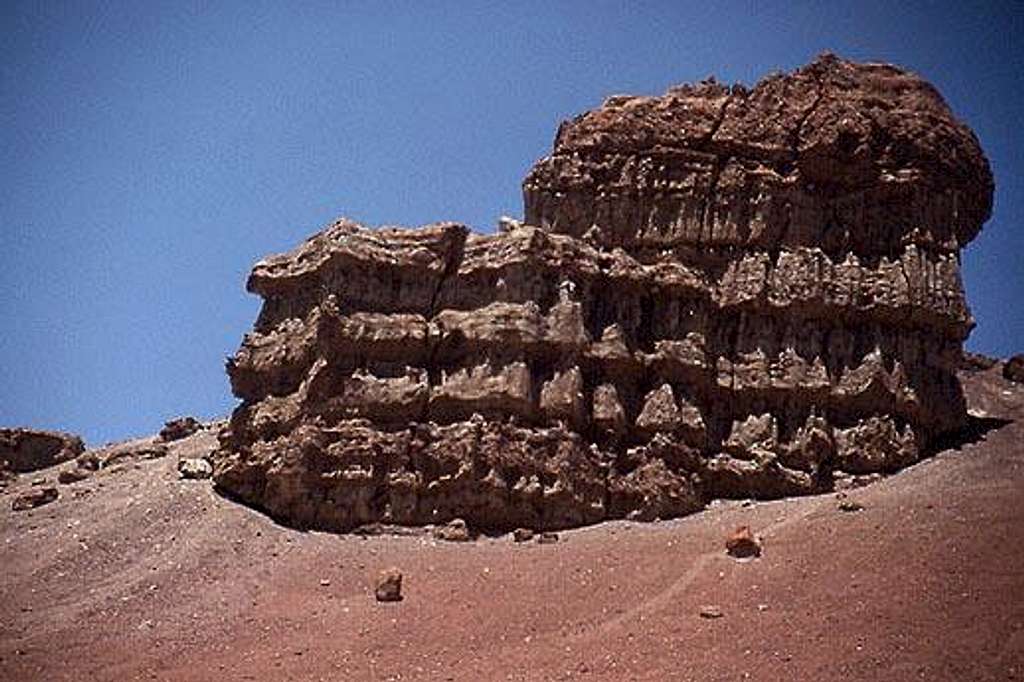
[2,366,1022,681]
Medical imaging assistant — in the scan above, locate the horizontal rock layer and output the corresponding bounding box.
[215,55,990,532]
[524,54,992,254]
[218,221,969,531]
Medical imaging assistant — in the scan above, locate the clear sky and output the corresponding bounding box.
[2,1,1021,445]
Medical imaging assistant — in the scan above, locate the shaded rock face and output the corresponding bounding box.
[1004,355,1024,384]
[0,429,85,475]
[214,55,992,533]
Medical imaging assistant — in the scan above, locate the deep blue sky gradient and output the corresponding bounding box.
[2,2,1021,445]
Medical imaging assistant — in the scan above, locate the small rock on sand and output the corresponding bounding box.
[375,568,403,602]
[433,518,471,542]
[536,532,559,544]
[725,526,762,559]
[513,528,534,543]
[837,497,865,513]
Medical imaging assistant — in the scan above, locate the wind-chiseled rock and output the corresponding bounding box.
[213,54,993,532]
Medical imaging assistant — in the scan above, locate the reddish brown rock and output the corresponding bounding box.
[0,429,84,475]
[160,417,202,442]
[375,567,403,602]
[725,526,762,558]
[99,442,168,468]
[11,486,59,511]
[525,53,991,254]
[57,466,91,484]
[213,55,992,534]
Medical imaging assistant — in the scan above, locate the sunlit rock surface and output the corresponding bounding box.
[214,55,993,532]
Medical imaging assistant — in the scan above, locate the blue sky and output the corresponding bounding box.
[2,1,1021,445]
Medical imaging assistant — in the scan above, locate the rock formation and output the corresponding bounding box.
[11,486,59,512]
[213,55,993,533]
[0,428,84,475]
[1004,355,1024,384]
[160,416,203,442]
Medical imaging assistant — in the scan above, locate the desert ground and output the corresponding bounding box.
[2,364,1022,681]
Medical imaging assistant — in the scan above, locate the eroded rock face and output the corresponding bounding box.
[0,428,85,475]
[214,55,992,533]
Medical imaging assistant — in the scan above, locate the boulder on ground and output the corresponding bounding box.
[102,442,167,468]
[836,493,865,512]
[513,528,534,543]
[1004,355,1024,384]
[12,487,58,511]
[433,518,471,542]
[375,567,403,602]
[0,429,84,474]
[160,417,203,442]
[725,526,762,559]
[57,466,92,484]
[178,457,213,480]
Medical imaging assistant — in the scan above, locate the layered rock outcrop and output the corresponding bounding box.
[213,55,993,532]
